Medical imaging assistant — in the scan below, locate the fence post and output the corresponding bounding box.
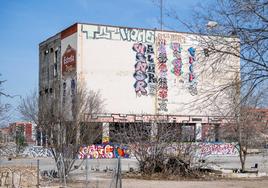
[37,159,40,188]
[115,157,122,188]
[119,156,122,188]
[86,156,89,188]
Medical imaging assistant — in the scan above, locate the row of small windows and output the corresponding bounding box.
[42,47,60,82]
[43,47,56,55]
[39,88,53,96]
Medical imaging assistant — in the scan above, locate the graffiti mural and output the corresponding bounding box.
[132,43,157,96]
[157,40,168,112]
[198,143,238,157]
[147,44,157,95]
[78,144,130,159]
[133,43,148,96]
[188,47,198,95]
[120,28,155,43]
[164,143,238,157]
[157,33,186,44]
[170,43,183,77]
[82,25,155,43]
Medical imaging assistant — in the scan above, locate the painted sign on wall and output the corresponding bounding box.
[61,30,78,120]
[62,45,76,76]
[78,144,130,159]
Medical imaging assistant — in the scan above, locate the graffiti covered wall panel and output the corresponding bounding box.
[78,144,130,159]
[79,24,239,116]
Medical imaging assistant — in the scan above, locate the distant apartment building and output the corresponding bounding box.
[0,127,11,143]
[39,23,240,143]
[8,122,36,145]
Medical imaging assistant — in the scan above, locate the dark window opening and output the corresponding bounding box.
[203,48,209,57]
[44,50,49,55]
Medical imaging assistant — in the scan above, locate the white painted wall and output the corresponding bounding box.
[74,24,239,116]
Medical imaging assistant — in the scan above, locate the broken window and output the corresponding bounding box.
[54,49,59,77]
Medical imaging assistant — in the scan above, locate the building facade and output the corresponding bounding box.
[39,23,240,142]
[8,122,36,145]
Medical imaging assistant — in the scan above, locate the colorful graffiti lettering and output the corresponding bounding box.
[146,45,157,96]
[188,47,195,82]
[132,43,157,96]
[170,43,183,77]
[188,47,198,95]
[157,41,168,112]
[133,43,148,96]
[78,144,130,159]
[82,25,155,43]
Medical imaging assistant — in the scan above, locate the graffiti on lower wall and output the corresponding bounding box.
[82,25,155,43]
[164,143,238,157]
[198,143,238,157]
[78,144,130,159]
[157,40,168,112]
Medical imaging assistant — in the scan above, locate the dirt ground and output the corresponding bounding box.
[121,178,268,188]
[48,178,268,188]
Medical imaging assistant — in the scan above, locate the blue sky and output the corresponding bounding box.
[0,0,208,123]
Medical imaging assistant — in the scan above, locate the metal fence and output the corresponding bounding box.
[0,156,122,188]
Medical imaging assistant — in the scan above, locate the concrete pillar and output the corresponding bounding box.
[40,131,43,146]
[151,122,158,141]
[195,123,202,142]
[102,122,110,144]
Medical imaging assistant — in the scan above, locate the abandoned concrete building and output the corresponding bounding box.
[39,23,241,144]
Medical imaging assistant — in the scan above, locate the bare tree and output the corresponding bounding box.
[18,87,104,180]
[156,0,268,113]
[111,121,200,177]
[0,74,11,126]
[17,91,38,125]
[195,0,267,97]
[215,84,268,172]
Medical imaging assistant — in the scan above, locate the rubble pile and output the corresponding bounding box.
[0,142,17,157]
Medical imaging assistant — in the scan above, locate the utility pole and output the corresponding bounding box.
[160,0,163,31]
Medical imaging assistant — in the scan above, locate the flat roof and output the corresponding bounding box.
[40,22,239,46]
